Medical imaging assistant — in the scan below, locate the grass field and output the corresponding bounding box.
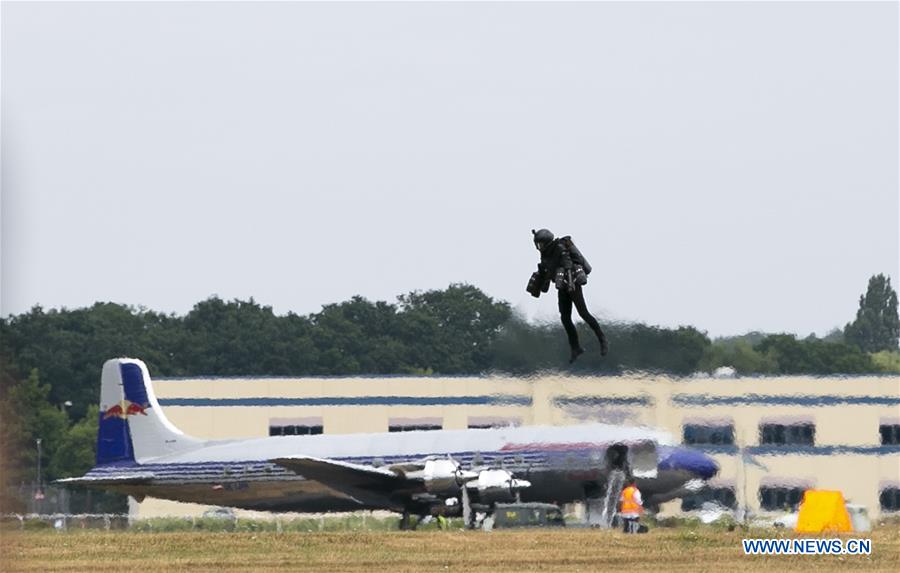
[2,526,898,572]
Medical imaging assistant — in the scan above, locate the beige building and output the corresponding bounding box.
[138,373,900,519]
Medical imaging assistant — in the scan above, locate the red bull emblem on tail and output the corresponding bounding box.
[103,399,150,420]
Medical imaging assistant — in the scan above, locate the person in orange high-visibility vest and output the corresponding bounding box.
[619,478,643,533]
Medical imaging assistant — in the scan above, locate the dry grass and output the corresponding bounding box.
[2,527,898,572]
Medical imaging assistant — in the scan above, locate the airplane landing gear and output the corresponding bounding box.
[398,510,429,530]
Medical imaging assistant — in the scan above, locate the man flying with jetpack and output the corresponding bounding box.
[527,228,609,363]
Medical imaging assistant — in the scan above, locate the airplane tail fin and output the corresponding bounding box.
[97,358,201,464]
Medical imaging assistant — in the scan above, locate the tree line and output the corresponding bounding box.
[0,276,897,509]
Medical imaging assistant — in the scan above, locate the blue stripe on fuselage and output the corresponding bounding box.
[86,445,681,480]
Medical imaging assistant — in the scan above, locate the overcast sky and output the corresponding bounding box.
[2,1,897,338]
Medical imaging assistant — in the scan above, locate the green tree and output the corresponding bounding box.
[870,350,900,373]
[1,303,183,419]
[844,274,900,352]
[397,284,512,373]
[47,403,128,513]
[50,404,100,480]
[309,297,407,375]
[596,324,710,375]
[698,339,777,375]
[490,316,571,374]
[491,318,712,376]
[3,369,69,484]
[0,351,27,511]
[180,297,310,375]
[755,334,877,374]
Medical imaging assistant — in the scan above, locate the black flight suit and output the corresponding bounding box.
[534,237,609,361]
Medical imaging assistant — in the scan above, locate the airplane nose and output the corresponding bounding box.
[659,447,719,479]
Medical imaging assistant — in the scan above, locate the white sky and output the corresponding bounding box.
[2,1,898,338]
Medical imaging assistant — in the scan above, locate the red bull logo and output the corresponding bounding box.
[102,399,150,420]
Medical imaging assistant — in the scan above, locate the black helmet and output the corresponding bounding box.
[532,228,554,250]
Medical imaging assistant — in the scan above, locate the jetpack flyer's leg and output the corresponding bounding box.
[558,289,583,363]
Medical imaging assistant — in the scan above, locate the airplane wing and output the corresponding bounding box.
[55,472,155,486]
[274,457,402,490]
[273,457,409,509]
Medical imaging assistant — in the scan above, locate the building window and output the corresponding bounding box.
[759,423,815,446]
[759,486,805,511]
[681,487,737,512]
[880,488,900,512]
[683,424,735,446]
[389,424,442,432]
[467,416,522,429]
[269,424,323,436]
[880,424,900,446]
[388,417,442,432]
[269,417,324,437]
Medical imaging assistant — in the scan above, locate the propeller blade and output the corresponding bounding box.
[511,479,531,490]
[461,484,472,528]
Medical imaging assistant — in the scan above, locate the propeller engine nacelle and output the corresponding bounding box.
[468,469,531,504]
[407,459,477,495]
